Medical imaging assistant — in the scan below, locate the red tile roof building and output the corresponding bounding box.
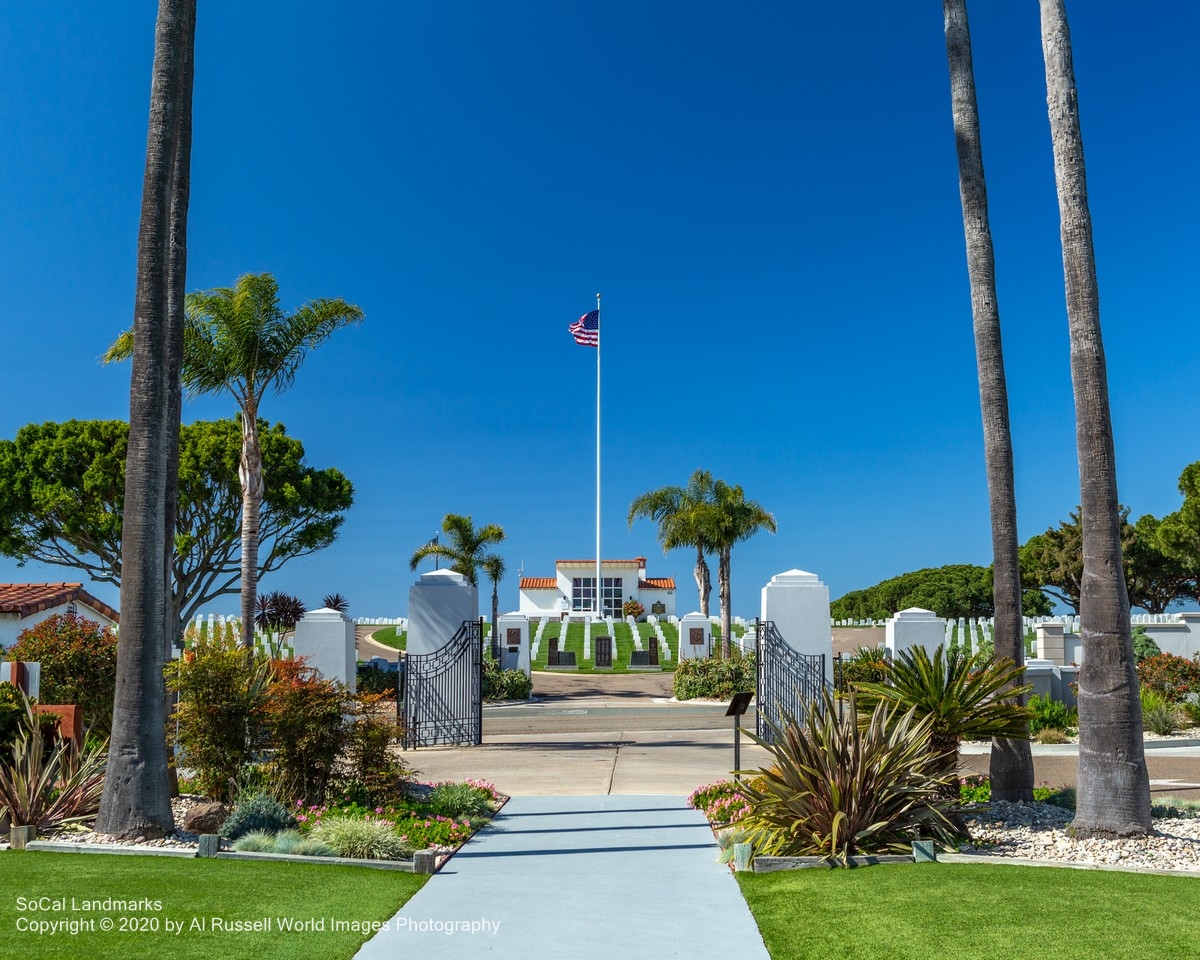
[518,559,676,618]
[0,583,119,650]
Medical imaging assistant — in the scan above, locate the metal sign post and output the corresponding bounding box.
[726,691,754,778]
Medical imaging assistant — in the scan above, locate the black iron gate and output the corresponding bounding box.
[755,618,827,744]
[402,619,483,748]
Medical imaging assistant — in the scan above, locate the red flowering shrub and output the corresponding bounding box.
[1137,653,1200,703]
[10,613,118,735]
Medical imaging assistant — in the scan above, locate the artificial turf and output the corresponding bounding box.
[737,862,1200,960]
[0,851,426,960]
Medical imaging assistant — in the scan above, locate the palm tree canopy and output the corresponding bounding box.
[481,553,507,586]
[705,480,777,551]
[410,513,505,586]
[627,469,716,553]
[106,273,364,409]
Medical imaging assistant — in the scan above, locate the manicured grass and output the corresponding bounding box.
[0,851,426,960]
[529,619,677,673]
[370,626,406,651]
[738,863,1200,960]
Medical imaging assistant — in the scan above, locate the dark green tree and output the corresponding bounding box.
[0,419,352,638]
[628,470,717,617]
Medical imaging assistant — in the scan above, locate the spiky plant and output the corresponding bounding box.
[322,593,349,613]
[852,645,1032,779]
[739,689,964,864]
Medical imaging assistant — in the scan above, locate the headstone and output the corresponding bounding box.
[548,638,560,667]
[886,608,944,659]
[594,636,613,668]
[630,650,649,666]
[558,650,577,667]
[1036,622,1066,664]
[760,569,834,686]
[678,612,711,661]
[293,607,357,693]
[647,635,659,666]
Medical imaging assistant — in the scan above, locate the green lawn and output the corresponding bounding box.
[369,626,406,651]
[529,619,676,673]
[0,851,425,960]
[738,862,1200,960]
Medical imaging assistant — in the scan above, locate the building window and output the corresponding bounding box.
[602,577,623,617]
[572,578,595,612]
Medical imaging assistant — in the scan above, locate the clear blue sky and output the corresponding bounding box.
[1,2,1197,620]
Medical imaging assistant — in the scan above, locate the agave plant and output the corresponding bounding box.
[852,645,1032,779]
[0,697,107,830]
[738,689,964,865]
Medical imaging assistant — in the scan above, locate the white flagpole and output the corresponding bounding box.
[595,292,602,618]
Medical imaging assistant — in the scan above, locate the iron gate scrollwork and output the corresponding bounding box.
[755,618,827,744]
[403,619,482,748]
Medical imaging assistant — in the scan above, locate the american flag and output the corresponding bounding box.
[569,309,599,347]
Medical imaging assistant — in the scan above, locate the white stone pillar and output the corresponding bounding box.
[292,607,356,693]
[885,608,945,659]
[1036,622,1066,665]
[760,569,833,685]
[496,612,531,677]
[678,612,712,660]
[407,570,479,656]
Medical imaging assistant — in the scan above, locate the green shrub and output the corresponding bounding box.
[622,599,645,620]
[232,830,279,852]
[268,829,337,857]
[1034,785,1075,810]
[10,613,118,736]
[260,658,352,805]
[167,631,273,802]
[1151,797,1200,819]
[1131,626,1161,664]
[0,682,24,750]
[836,646,888,690]
[740,690,964,864]
[338,693,410,807]
[1140,688,1184,736]
[481,661,531,701]
[220,793,296,840]
[427,782,493,819]
[1036,728,1070,744]
[673,653,756,701]
[311,815,412,860]
[958,775,990,804]
[356,664,398,696]
[688,779,751,823]
[1027,693,1075,733]
[1138,653,1200,703]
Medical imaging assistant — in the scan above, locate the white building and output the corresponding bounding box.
[518,558,675,619]
[0,583,120,650]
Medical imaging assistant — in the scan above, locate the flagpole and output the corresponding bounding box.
[595,291,602,619]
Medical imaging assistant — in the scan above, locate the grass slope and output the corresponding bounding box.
[738,863,1200,960]
[0,852,425,960]
[368,626,406,651]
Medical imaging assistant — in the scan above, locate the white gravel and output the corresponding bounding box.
[959,800,1200,872]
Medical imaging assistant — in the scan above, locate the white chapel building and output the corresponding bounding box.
[518,557,675,619]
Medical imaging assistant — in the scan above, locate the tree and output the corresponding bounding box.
[97,0,196,841]
[830,564,1048,621]
[1039,0,1151,836]
[0,418,353,636]
[1154,461,1200,592]
[942,0,1032,802]
[706,480,776,658]
[1020,507,1193,614]
[409,514,505,587]
[481,553,506,649]
[106,273,363,647]
[627,469,716,616]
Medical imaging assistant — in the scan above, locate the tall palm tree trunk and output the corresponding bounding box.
[694,546,711,616]
[1039,0,1150,836]
[239,408,264,648]
[97,0,195,840]
[718,548,732,659]
[943,0,1033,801]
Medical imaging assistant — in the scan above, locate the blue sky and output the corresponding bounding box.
[1,1,1197,620]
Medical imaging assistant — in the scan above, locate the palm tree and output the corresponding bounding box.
[1038,0,1151,837]
[627,469,716,616]
[96,0,195,841]
[481,553,507,652]
[409,513,505,587]
[942,0,1033,802]
[106,273,363,647]
[707,480,776,658]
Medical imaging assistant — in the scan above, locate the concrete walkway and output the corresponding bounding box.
[354,795,769,960]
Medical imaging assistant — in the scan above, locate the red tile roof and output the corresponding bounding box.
[639,578,675,590]
[519,578,558,590]
[556,559,646,566]
[0,583,119,623]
